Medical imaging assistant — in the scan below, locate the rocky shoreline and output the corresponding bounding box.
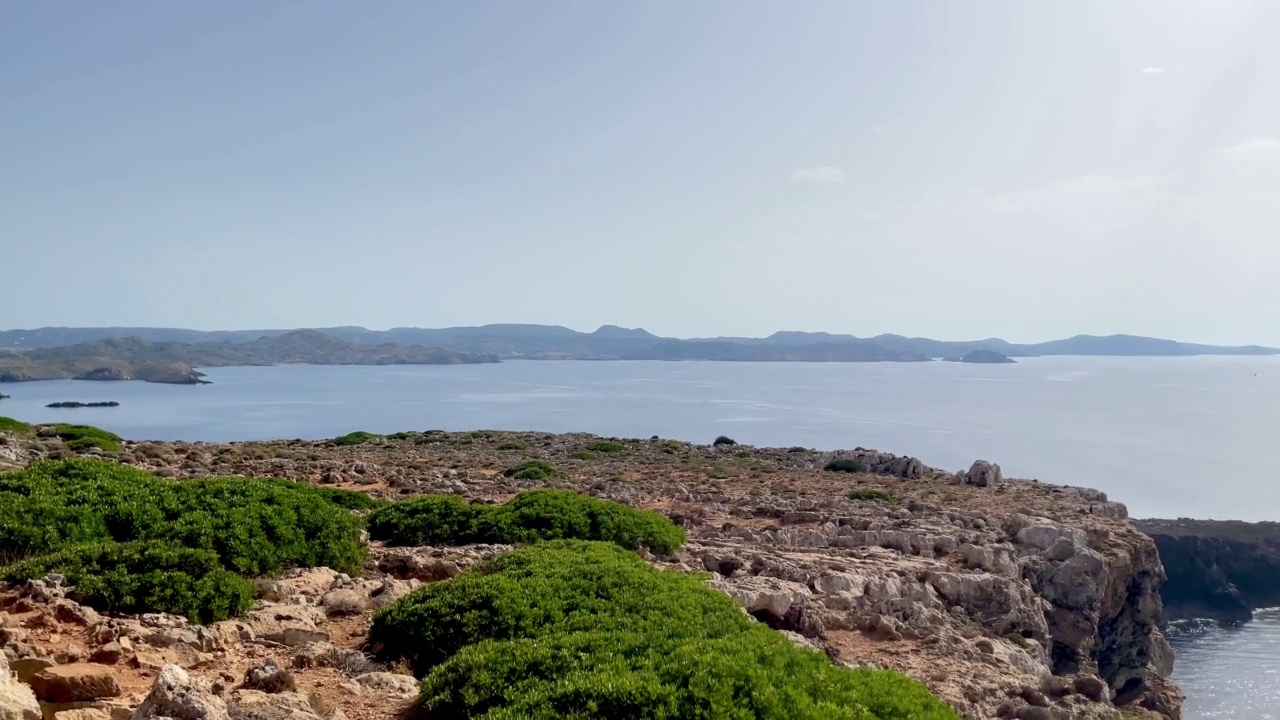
[0,425,1195,719]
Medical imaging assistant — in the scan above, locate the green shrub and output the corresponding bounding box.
[788,446,810,453]
[847,489,897,504]
[2,541,254,624]
[0,417,32,434]
[333,431,377,446]
[496,442,525,451]
[47,424,122,453]
[388,431,418,441]
[713,435,738,446]
[585,440,624,454]
[502,460,562,481]
[365,490,685,555]
[568,451,596,460]
[372,541,958,720]
[824,459,866,474]
[367,495,488,546]
[0,459,365,574]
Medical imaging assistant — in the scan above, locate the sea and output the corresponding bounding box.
[1,355,1277,718]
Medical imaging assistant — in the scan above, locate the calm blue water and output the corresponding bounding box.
[2,356,1277,718]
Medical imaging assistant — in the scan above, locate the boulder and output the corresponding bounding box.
[132,665,229,720]
[28,665,120,703]
[319,591,367,618]
[963,460,1002,487]
[241,660,295,694]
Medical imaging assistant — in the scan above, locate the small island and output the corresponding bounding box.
[942,349,1017,364]
[46,401,121,409]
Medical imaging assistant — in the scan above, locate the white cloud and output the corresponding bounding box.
[790,166,844,183]
[1141,67,1164,74]
[1219,138,1280,165]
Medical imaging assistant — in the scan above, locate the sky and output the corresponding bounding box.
[3,1,1278,344]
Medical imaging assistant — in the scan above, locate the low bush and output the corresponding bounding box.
[372,541,958,719]
[496,442,525,451]
[584,440,624,454]
[48,424,122,453]
[847,489,897,504]
[367,495,488,546]
[501,460,562,481]
[0,458,366,574]
[333,431,377,446]
[568,450,595,460]
[824,459,866,474]
[2,541,254,624]
[713,435,738,446]
[365,489,684,555]
[0,417,32,434]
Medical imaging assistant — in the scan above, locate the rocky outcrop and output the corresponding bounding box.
[1135,519,1280,623]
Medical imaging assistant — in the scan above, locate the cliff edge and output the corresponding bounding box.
[1135,519,1280,624]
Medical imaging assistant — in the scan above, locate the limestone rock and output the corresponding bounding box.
[352,673,418,695]
[225,690,317,720]
[28,665,120,703]
[132,665,229,720]
[0,655,41,720]
[963,460,1002,487]
[241,660,295,694]
[319,591,367,618]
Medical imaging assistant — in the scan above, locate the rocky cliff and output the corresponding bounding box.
[0,428,1184,719]
[1135,519,1280,624]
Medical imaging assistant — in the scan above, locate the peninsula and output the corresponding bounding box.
[0,330,499,384]
[0,418,1183,719]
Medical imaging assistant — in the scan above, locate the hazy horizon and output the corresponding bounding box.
[5,2,1278,344]
[3,320,1278,349]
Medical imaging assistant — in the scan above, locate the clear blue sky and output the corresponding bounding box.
[3,1,1278,343]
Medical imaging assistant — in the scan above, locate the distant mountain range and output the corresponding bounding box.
[0,324,1274,384]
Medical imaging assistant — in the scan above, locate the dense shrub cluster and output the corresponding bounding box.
[825,458,867,474]
[366,489,685,555]
[48,423,123,452]
[501,459,562,480]
[847,489,897,504]
[584,440,625,454]
[2,541,254,623]
[0,459,369,620]
[332,431,378,446]
[713,435,738,446]
[371,541,958,720]
[0,416,32,434]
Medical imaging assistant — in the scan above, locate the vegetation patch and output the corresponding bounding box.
[568,450,596,460]
[496,441,525,451]
[0,458,366,574]
[2,541,254,624]
[371,541,958,719]
[366,489,684,555]
[584,440,625,454]
[501,459,562,481]
[713,435,738,446]
[847,488,897,505]
[824,458,867,474]
[332,431,378,446]
[0,417,32,434]
[48,423,122,453]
